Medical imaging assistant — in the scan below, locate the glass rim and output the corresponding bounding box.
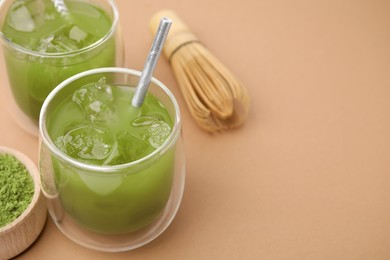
[39,67,181,173]
[0,0,119,58]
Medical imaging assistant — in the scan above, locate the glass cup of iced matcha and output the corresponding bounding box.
[38,67,185,251]
[0,0,123,135]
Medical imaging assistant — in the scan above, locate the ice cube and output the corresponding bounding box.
[147,120,171,149]
[8,2,35,32]
[55,124,115,163]
[132,116,159,127]
[72,77,114,122]
[69,26,87,43]
[36,34,54,53]
[113,131,154,164]
[35,29,80,53]
[132,116,172,149]
[89,100,102,113]
[51,32,79,52]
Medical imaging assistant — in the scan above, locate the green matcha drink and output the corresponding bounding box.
[0,0,120,126]
[39,69,183,239]
[47,78,174,234]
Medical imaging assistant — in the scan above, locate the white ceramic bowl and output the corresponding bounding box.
[0,146,47,259]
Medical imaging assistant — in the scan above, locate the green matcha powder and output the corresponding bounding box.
[0,153,34,227]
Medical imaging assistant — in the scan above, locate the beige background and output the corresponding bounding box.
[1,0,390,259]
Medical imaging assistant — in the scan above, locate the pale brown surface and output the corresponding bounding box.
[1,0,390,259]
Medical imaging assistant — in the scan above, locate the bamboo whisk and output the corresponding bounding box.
[150,10,250,132]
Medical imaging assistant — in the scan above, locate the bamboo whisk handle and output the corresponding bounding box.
[150,10,199,60]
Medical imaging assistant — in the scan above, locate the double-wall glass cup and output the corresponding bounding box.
[38,68,185,251]
[0,0,123,136]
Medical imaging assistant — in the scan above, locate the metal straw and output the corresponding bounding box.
[52,0,69,15]
[131,17,172,108]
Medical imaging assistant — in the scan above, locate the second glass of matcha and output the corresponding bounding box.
[0,0,123,135]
